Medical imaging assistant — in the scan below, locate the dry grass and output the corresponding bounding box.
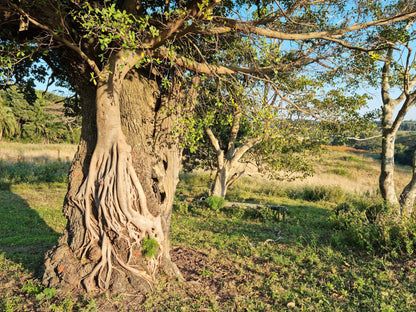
[279,149,412,195]
[0,142,77,163]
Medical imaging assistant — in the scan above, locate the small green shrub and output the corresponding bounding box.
[35,287,56,302]
[21,280,43,295]
[142,237,159,259]
[330,197,416,258]
[205,196,226,211]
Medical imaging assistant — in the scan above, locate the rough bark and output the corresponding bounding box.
[42,67,184,295]
[399,152,416,216]
[379,127,400,207]
[378,48,416,214]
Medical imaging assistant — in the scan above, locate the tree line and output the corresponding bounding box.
[0,86,81,143]
[399,121,416,131]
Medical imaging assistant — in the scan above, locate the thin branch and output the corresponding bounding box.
[275,1,317,28]
[319,36,385,52]
[10,4,101,76]
[346,135,382,141]
[205,127,221,153]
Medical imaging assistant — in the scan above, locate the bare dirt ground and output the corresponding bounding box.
[1,245,258,311]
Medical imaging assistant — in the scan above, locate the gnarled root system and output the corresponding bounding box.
[75,135,164,292]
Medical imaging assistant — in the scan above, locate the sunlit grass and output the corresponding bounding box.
[0,142,76,162]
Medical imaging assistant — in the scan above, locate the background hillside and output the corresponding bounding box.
[350,130,416,167]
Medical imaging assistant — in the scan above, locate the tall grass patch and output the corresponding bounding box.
[287,185,347,203]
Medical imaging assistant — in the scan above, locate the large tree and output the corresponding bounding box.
[1,0,416,295]
[347,15,416,216]
[379,42,416,216]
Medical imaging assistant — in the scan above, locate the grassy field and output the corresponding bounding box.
[1,144,416,311]
[0,142,77,163]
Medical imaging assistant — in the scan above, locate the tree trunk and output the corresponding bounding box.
[42,69,183,295]
[379,88,400,208]
[399,151,416,216]
[210,158,243,198]
[211,159,229,198]
[379,129,400,206]
[207,127,259,198]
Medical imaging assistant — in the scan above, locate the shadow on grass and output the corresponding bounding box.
[0,182,60,276]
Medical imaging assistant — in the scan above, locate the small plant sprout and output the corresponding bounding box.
[142,237,159,259]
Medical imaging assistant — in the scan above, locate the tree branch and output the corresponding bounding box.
[231,137,261,168]
[392,95,416,133]
[10,4,101,76]
[205,127,221,153]
[226,110,241,159]
[346,134,382,141]
[156,46,314,75]
[144,0,222,49]
[212,10,416,42]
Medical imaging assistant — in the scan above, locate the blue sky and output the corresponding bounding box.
[35,76,73,98]
[364,88,416,121]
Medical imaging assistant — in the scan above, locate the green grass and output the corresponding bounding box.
[1,157,416,311]
[0,160,70,185]
[325,168,352,178]
[167,200,416,311]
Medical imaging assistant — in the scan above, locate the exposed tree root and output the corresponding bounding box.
[75,134,164,292]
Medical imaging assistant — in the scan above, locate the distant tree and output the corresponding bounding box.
[0,87,78,143]
[186,76,373,198]
[0,101,18,140]
[1,86,33,136]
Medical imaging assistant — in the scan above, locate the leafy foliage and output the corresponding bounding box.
[204,195,226,211]
[330,197,416,258]
[142,237,159,259]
